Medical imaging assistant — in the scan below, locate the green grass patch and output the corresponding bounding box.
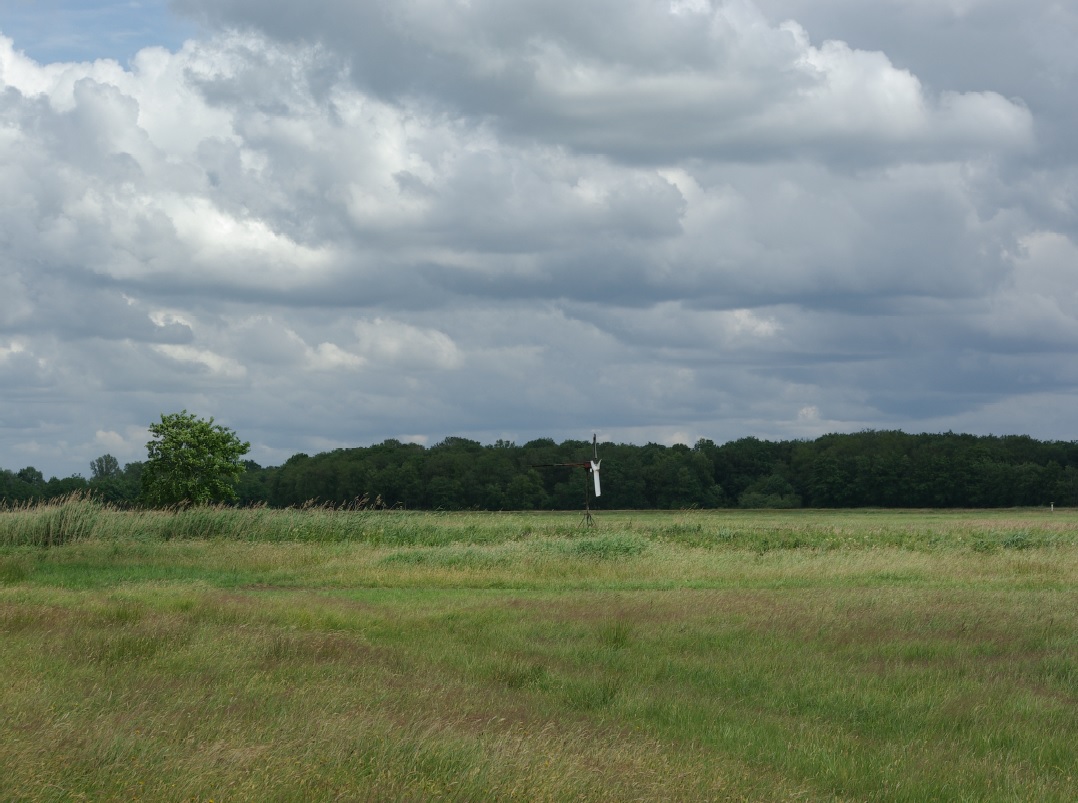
[1,505,1077,799]
[561,533,650,560]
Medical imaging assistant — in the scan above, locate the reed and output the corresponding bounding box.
[3,495,1076,552]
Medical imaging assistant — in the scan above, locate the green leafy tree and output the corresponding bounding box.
[90,458,141,506]
[17,466,44,486]
[90,454,121,480]
[506,470,548,510]
[738,473,801,509]
[141,411,250,506]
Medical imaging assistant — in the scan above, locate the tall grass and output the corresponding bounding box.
[3,495,1077,552]
[0,496,482,547]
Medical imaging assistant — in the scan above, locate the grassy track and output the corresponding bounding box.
[1,503,1077,800]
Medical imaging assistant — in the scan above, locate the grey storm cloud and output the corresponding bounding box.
[175,0,1034,164]
[0,0,1076,477]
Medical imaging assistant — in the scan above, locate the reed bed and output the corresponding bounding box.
[3,495,1076,552]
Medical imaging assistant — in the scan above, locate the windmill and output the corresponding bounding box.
[534,434,602,525]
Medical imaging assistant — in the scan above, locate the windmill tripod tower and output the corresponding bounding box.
[534,434,602,526]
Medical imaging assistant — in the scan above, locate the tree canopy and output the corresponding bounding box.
[4,428,1078,510]
[140,411,251,507]
[90,454,120,480]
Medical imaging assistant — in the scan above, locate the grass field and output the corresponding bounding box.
[2,501,1076,800]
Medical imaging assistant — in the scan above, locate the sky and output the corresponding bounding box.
[1,0,1076,478]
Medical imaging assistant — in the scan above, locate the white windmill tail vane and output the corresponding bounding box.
[590,433,602,498]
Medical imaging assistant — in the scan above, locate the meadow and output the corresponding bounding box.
[1,500,1076,800]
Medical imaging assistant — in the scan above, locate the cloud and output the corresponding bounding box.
[0,1,1076,478]
[353,318,462,371]
[175,0,1033,165]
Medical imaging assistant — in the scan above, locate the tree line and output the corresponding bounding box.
[4,429,1078,509]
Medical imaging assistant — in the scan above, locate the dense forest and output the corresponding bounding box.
[4,430,1078,509]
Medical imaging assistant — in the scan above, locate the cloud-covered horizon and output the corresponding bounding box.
[2,0,1076,478]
